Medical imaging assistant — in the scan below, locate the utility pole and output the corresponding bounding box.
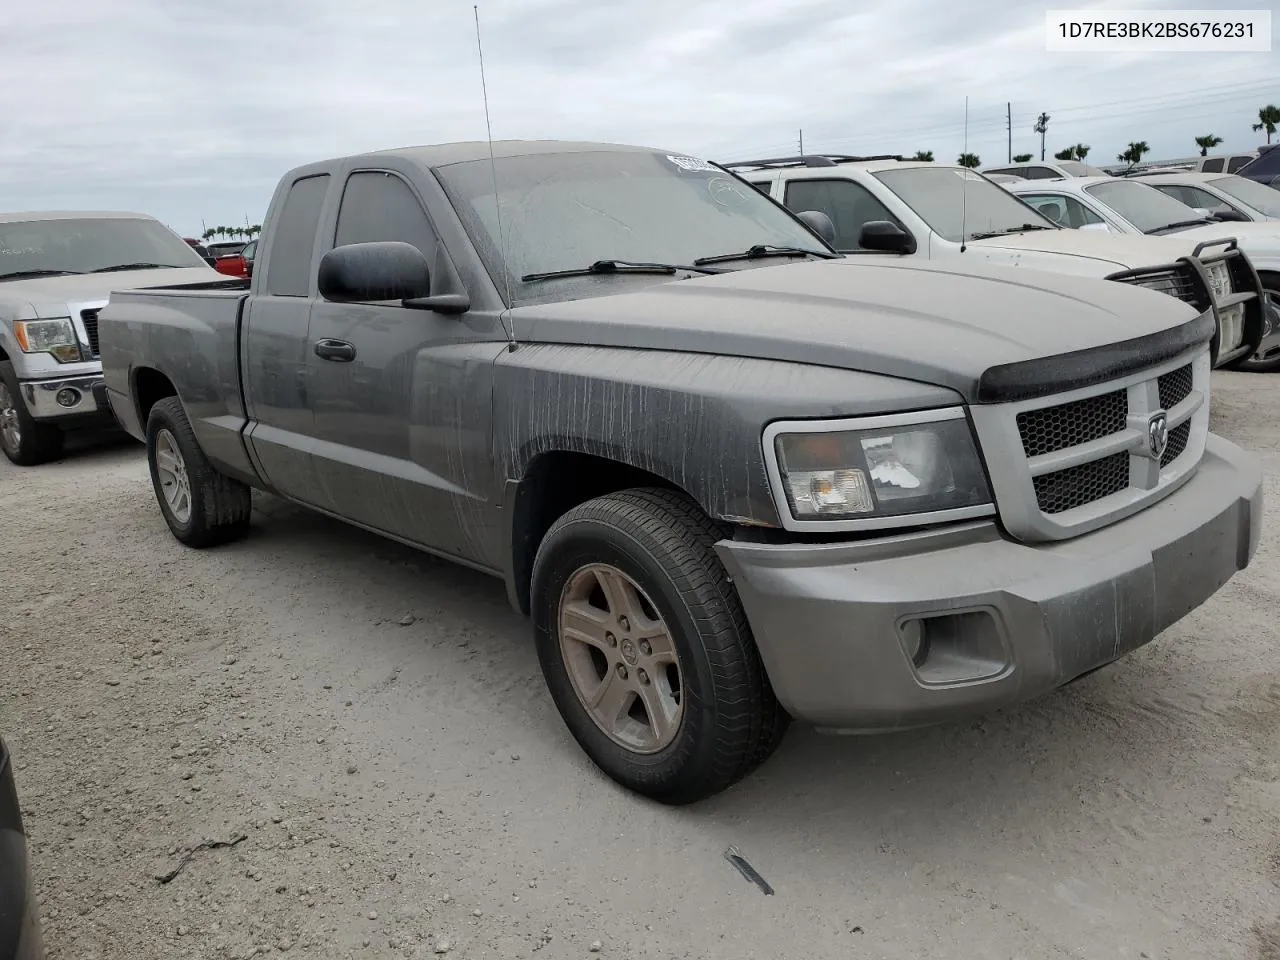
[1033,112,1050,160]
[1007,103,1012,162]
[798,129,804,155]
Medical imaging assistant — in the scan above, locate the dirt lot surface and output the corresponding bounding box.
[3,371,1279,960]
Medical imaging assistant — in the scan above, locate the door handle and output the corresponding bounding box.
[314,339,356,362]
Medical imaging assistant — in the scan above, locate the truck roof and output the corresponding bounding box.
[0,210,157,224]
[361,139,657,169]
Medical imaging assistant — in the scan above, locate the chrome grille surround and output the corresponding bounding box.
[969,346,1211,543]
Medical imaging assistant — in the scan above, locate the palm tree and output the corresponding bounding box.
[1253,105,1280,144]
[1054,148,1073,160]
[1013,153,1032,163]
[1194,134,1223,157]
[913,150,934,162]
[202,227,216,241]
[1072,144,1090,159]
[248,224,262,237]
[957,152,980,168]
[1116,141,1150,170]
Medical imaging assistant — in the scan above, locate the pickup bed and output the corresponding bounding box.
[100,141,1262,803]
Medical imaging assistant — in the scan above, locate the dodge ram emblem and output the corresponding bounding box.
[1147,412,1169,460]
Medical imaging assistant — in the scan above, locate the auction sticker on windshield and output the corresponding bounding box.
[666,155,720,173]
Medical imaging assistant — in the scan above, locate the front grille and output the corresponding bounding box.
[1032,452,1130,514]
[1157,363,1193,409]
[81,309,100,357]
[1120,265,1202,308]
[1162,420,1191,467]
[1016,389,1127,458]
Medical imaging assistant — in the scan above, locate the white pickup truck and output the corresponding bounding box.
[727,155,1267,370]
[0,211,220,464]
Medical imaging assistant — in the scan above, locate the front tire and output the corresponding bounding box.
[1228,281,1280,373]
[0,362,64,466]
[531,488,788,804]
[146,396,251,547]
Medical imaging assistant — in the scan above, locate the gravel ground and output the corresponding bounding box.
[2,371,1279,960]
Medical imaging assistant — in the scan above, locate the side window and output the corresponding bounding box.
[1164,184,1229,212]
[1201,158,1225,173]
[1024,165,1060,180]
[1227,156,1251,173]
[783,178,905,252]
[265,174,330,298]
[747,180,773,196]
[334,171,438,257]
[1020,194,1068,224]
[1057,196,1105,228]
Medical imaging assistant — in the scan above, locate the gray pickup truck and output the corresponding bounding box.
[0,211,220,464]
[99,141,1263,803]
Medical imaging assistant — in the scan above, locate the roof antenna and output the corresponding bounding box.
[960,95,970,253]
[474,4,517,352]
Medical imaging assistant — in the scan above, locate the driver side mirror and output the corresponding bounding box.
[318,241,431,303]
[859,220,917,255]
[1209,208,1249,222]
[796,210,837,247]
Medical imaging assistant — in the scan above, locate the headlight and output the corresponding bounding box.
[1204,261,1231,301]
[13,318,80,363]
[766,409,994,527]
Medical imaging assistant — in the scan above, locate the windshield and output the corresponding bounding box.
[871,166,1057,242]
[1083,180,1207,233]
[1212,175,1280,218]
[434,150,831,305]
[0,217,206,277]
[1058,160,1111,177]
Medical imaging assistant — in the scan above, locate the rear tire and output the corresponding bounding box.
[531,488,788,804]
[146,396,251,547]
[0,361,64,466]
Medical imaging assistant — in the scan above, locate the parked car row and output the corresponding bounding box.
[56,139,1259,807]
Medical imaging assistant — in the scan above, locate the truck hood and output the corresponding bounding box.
[0,266,219,317]
[1162,221,1280,269]
[967,228,1199,268]
[513,257,1205,403]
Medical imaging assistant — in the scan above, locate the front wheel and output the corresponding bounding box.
[530,488,788,804]
[1229,285,1280,373]
[146,396,251,547]
[0,362,63,466]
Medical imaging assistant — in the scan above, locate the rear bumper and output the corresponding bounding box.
[715,434,1262,731]
[19,375,114,427]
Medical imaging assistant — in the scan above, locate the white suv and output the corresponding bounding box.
[724,154,1264,368]
[981,159,1111,180]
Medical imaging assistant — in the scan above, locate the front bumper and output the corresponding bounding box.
[715,434,1262,731]
[19,375,111,423]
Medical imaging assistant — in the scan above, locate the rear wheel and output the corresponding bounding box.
[0,361,63,466]
[1227,278,1280,373]
[531,488,788,804]
[146,396,251,547]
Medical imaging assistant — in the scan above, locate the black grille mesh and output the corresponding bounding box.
[1121,265,1203,308]
[1017,390,1128,458]
[1161,421,1191,467]
[81,309,100,358]
[1032,452,1130,514]
[1157,364,1193,411]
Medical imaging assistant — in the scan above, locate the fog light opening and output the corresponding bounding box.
[899,618,930,668]
[55,388,81,408]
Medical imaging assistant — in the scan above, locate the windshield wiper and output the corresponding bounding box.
[521,259,721,282]
[1144,220,1211,235]
[0,269,84,281]
[967,224,1057,240]
[693,244,837,266]
[89,262,187,273]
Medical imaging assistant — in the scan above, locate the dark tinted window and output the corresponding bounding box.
[1023,166,1061,179]
[783,178,905,251]
[1238,146,1280,179]
[1201,158,1225,173]
[747,180,773,195]
[1227,156,1252,173]
[334,171,438,255]
[0,217,206,279]
[265,174,330,297]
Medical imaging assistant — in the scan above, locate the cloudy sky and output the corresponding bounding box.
[2,0,1275,235]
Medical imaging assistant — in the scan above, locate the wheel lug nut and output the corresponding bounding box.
[616,664,628,680]
[638,669,649,685]
[618,615,630,631]
[639,640,651,656]
[605,632,617,647]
